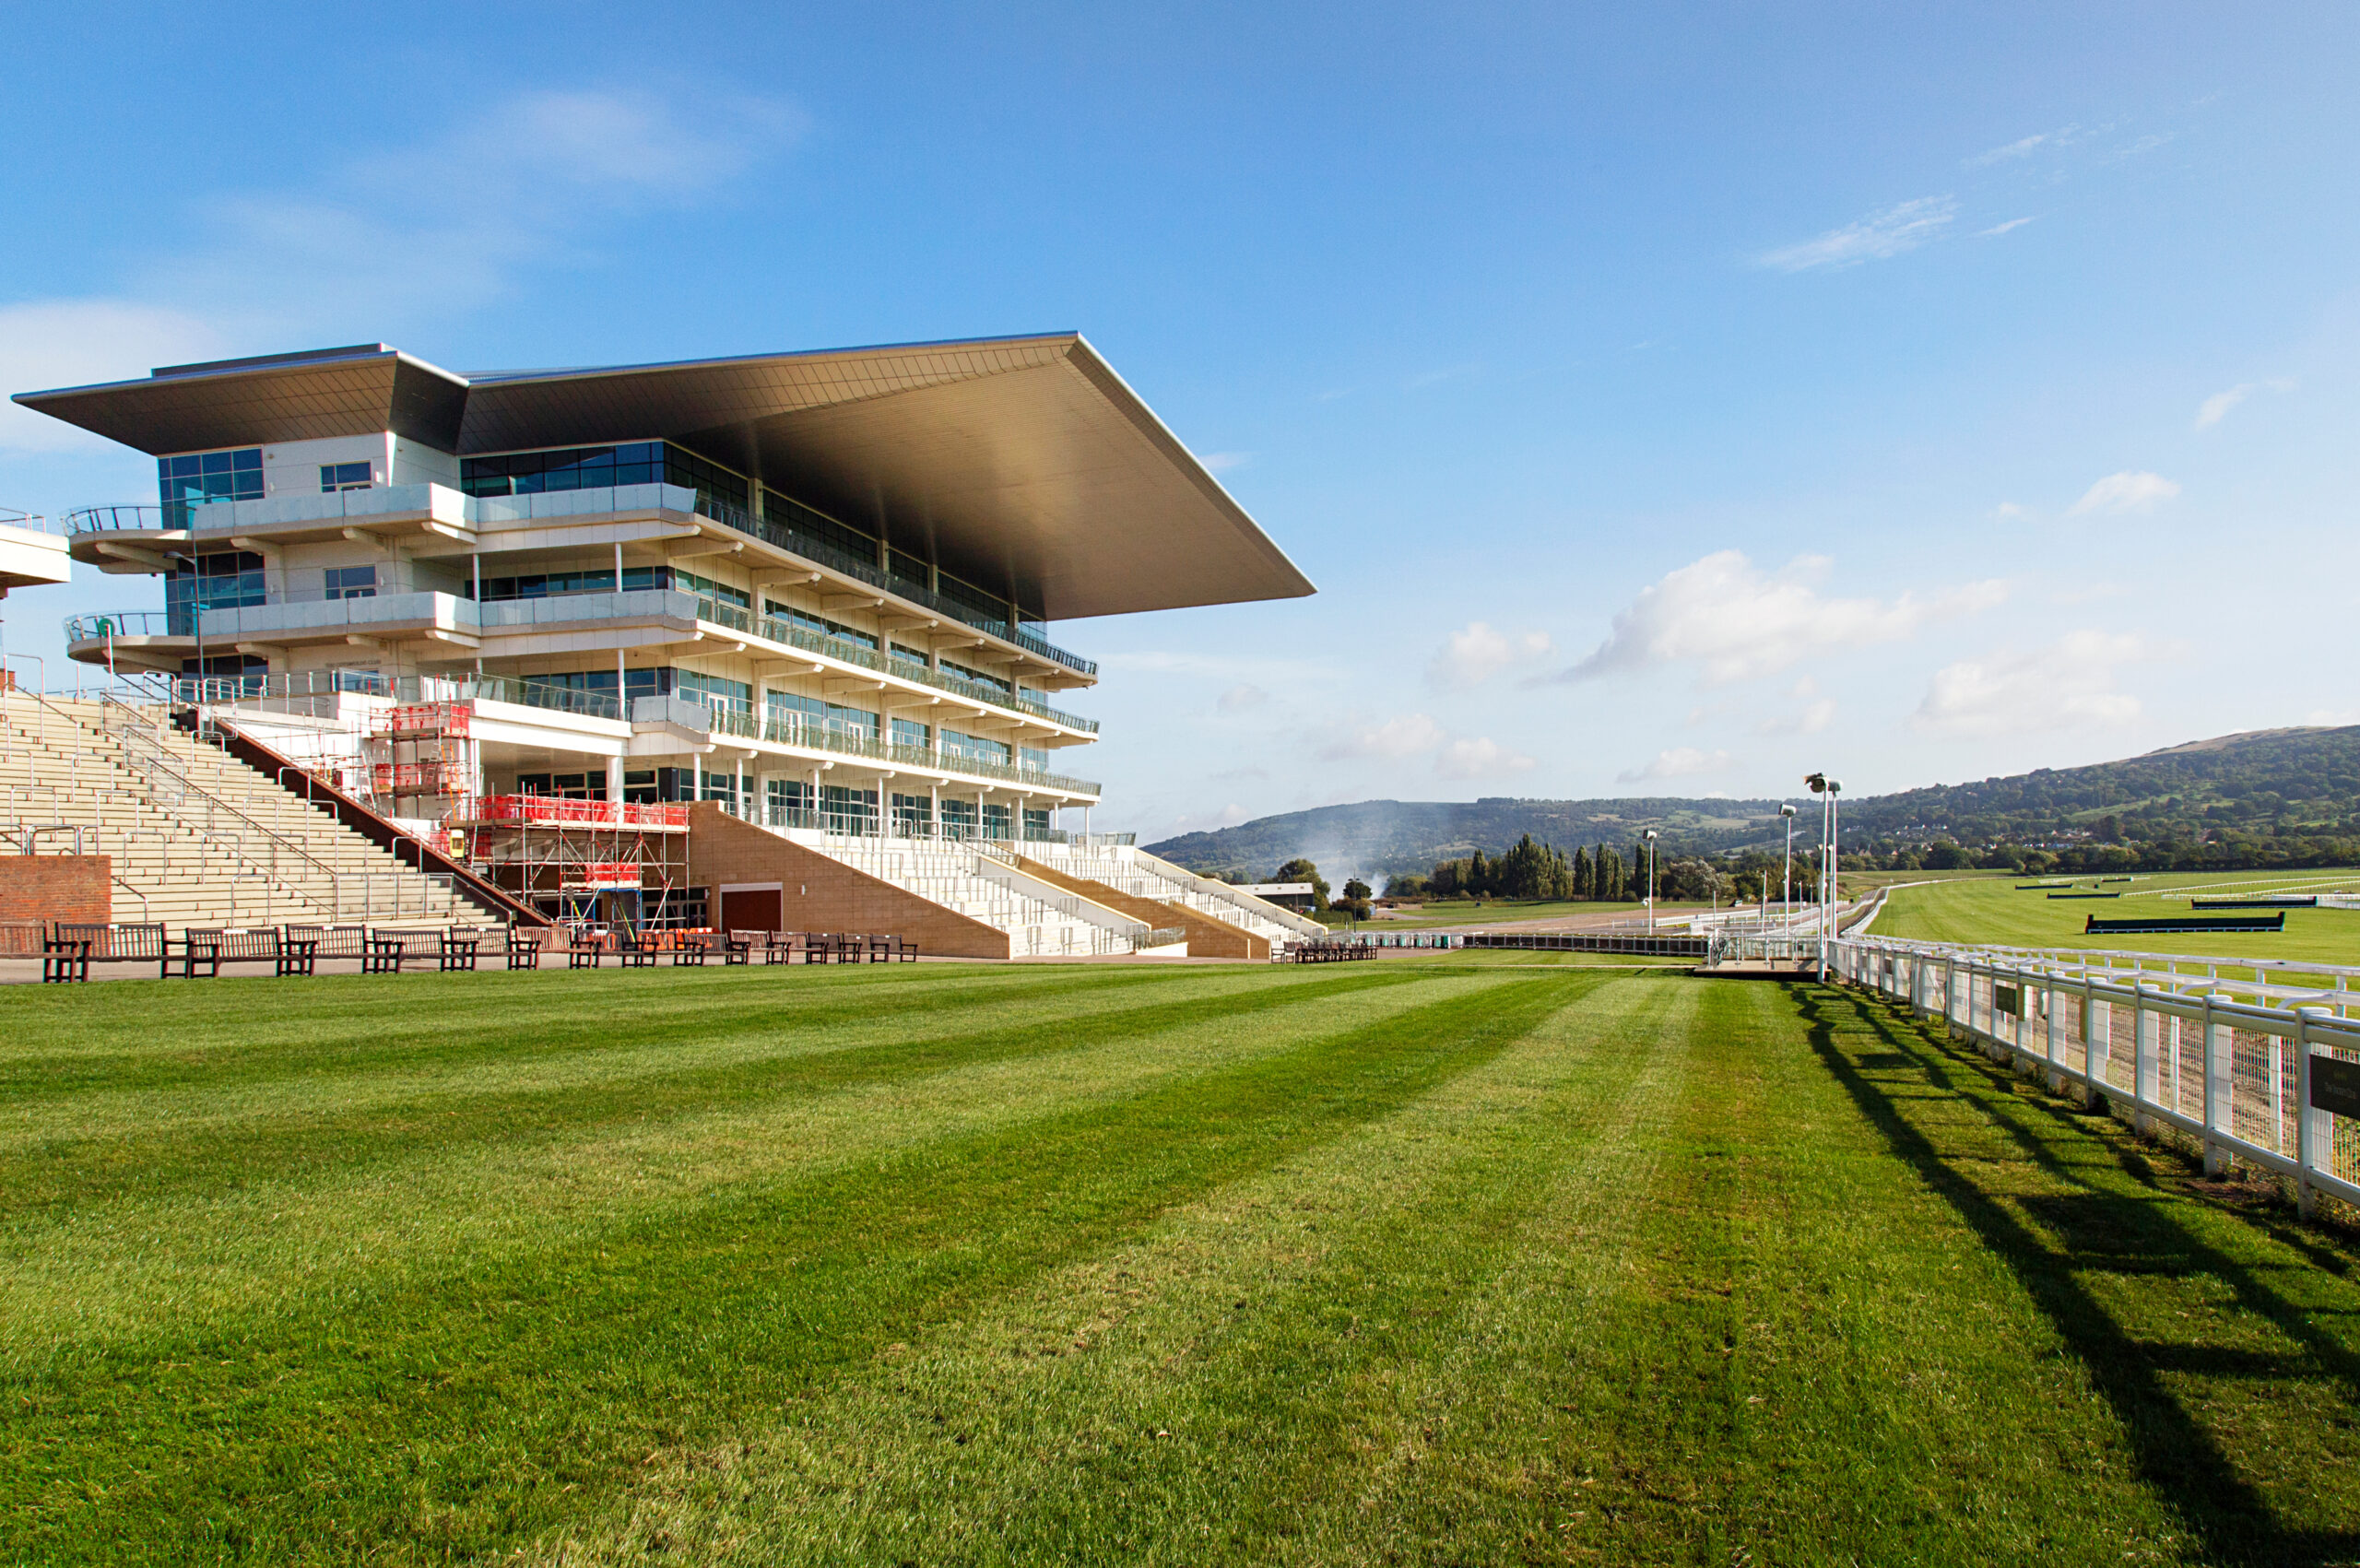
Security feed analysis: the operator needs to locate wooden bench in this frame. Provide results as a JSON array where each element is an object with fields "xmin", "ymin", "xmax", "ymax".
[
  {"xmin": 671, "ymin": 933, "xmax": 713, "ymax": 966},
  {"xmin": 506, "ymin": 927, "xmax": 546, "ymax": 971},
  {"xmin": 568, "ymin": 930, "xmax": 606, "ymax": 969},
  {"xmin": 440, "ymin": 926, "xmax": 496, "ymax": 972},
  {"xmin": 285, "ymin": 925, "xmax": 369, "ymax": 962},
  {"xmin": 173, "ymin": 926, "xmax": 289, "ymax": 978},
  {"xmin": 723, "ymin": 929, "xmax": 759, "ymax": 966},
  {"xmin": 616, "ymin": 933, "xmax": 660, "ymax": 968},
  {"xmin": 803, "ymin": 932, "xmax": 837, "ymax": 964},
  {"xmin": 364, "ymin": 929, "xmax": 442, "ymax": 975},
  {"xmin": 52, "ymin": 922, "xmax": 169, "ymax": 978},
  {"xmin": 761, "ymin": 931, "xmax": 801, "ymax": 965}
]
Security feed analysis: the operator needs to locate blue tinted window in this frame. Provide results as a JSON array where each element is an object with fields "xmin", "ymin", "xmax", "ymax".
[{"xmin": 159, "ymin": 448, "xmax": 264, "ymax": 523}]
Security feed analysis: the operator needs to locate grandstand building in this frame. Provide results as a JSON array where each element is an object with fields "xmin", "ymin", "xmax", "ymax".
[{"xmin": 9, "ymin": 336, "xmax": 1323, "ymax": 956}]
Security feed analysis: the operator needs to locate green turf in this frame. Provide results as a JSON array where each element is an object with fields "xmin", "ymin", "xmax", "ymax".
[
  {"xmin": 1877, "ymin": 868, "xmax": 2360, "ymax": 967},
  {"xmin": 5, "ymin": 963, "xmax": 2359, "ymax": 1563}
]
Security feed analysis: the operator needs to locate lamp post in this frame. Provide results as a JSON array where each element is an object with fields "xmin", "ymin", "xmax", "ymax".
[
  {"xmin": 1643, "ymin": 828, "xmax": 1660, "ymax": 934},
  {"xmin": 1780, "ymin": 803, "xmax": 1797, "ymax": 933},
  {"xmin": 1804, "ymin": 773, "xmax": 1842, "ymax": 981}
]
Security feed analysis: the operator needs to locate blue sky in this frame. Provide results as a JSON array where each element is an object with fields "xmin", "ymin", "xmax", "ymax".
[{"xmin": 3, "ymin": 2, "xmax": 2355, "ymax": 842}]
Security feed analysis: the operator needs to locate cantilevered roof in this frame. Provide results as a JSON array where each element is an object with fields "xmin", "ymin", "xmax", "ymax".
[{"xmin": 13, "ymin": 334, "xmax": 1314, "ymax": 622}]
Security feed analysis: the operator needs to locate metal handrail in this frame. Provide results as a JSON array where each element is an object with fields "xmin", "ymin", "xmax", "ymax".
[
  {"xmin": 64, "ymin": 505, "xmax": 171, "ymax": 534},
  {"xmin": 65, "ymin": 611, "xmax": 173, "ymax": 642},
  {"xmin": 700, "ymin": 699, "xmax": 1102, "ymax": 795},
  {"xmin": 0, "ymin": 508, "xmax": 65, "ymax": 536}
]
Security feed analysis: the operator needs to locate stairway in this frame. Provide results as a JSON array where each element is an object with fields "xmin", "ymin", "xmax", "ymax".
[
  {"xmin": 1032, "ymin": 843, "xmax": 1319, "ymax": 946},
  {"xmin": 796, "ymin": 832, "xmax": 1142, "ymax": 956},
  {"xmin": 0, "ymin": 691, "xmax": 467, "ymax": 930}
]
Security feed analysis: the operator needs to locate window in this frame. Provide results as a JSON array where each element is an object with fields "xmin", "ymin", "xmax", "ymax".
[
  {"xmin": 767, "ymin": 778, "xmax": 815, "ymax": 828},
  {"xmin": 891, "ymin": 717, "xmax": 930, "ymax": 750},
  {"xmin": 1022, "ymin": 807, "xmax": 1052, "ymax": 842},
  {"xmin": 166, "ymin": 549, "xmax": 266, "ymax": 634},
  {"xmin": 763, "ymin": 600, "xmax": 878, "ymax": 650},
  {"xmin": 892, "ymin": 793, "xmax": 932, "ymax": 833},
  {"xmin": 1019, "ymin": 746, "xmax": 1053, "ymax": 775},
  {"xmin": 673, "ymin": 566, "xmax": 749, "ymax": 610},
  {"xmin": 939, "ymin": 799, "xmax": 979, "ymax": 839},
  {"xmin": 536, "ymin": 667, "xmax": 670, "ymax": 704},
  {"xmin": 889, "ymin": 642, "xmax": 930, "ymax": 667},
  {"xmin": 159, "ymin": 448, "xmax": 263, "ymax": 524},
  {"xmin": 324, "ymin": 565, "xmax": 377, "ymax": 600},
  {"xmin": 981, "ymin": 803, "xmax": 1013, "ymax": 841},
  {"xmin": 941, "ymin": 657, "xmax": 1013, "ymax": 697},
  {"xmin": 460, "ymin": 441, "xmax": 749, "ymax": 517},
  {"xmin": 319, "ymin": 461, "xmax": 372, "ymax": 492},
  {"xmin": 942, "ymin": 729, "xmax": 1013, "ymax": 767},
  {"xmin": 820, "ymin": 784, "xmax": 877, "ymax": 831},
  {"xmin": 677, "ymin": 670, "xmax": 753, "ymax": 713},
  {"xmin": 473, "ymin": 565, "xmax": 665, "ymax": 602},
  {"xmin": 766, "ymin": 690, "xmax": 878, "ymax": 741}
]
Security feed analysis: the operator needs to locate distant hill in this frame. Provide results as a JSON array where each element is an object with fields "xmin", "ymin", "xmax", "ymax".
[{"xmin": 1145, "ymin": 726, "xmax": 2360, "ymax": 882}]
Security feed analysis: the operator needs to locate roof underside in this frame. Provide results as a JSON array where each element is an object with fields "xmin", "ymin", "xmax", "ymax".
[{"xmin": 13, "ymin": 335, "xmax": 1313, "ymax": 622}]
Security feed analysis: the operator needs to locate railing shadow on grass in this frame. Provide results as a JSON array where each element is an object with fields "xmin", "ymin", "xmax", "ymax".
[{"xmin": 1792, "ymin": 982, "xmax": 2360, "ymax": 1568}]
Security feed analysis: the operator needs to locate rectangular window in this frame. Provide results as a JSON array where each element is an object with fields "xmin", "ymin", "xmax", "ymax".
[
  {"xmin": 458, "ymin": 441, "xmax": 747, "ymax": 518},
  {"xmin": 1022, "ymin": 807, "xmax": 1052, "ymax": 842},
  {"xmin": 892, "ymin": 793, "xmax": 932, "ymax": 833},
  {"xmin": 889, "ymin": 642, "xmax": 930, "ymax": 667},
  {"xmin": 890, "ymin": 717, "xmax": 930, "ymax": 750},
  {"xmin": 166, "ymin": 548, "xmax": 267, "ymax": 634},
  {"xmin": 940, "ymin": 657, "xmax": 1014, "ymax": 697},
  {"xmin": 1019, "ymin": 746, "xmax": 1052, "ymax": 774},
  {"xmin": 819, "ymin": 784, "xmax": 877, "ymax": 831},
  {"xmin": 159, "ymin": 448, "xmax": 265, "ymax": 525},
  {"xmin": 981, "ymin": 803, "xmax": 1013, "ymax": 841},
  {"xmin": 766, "ymin": 778, "xmax": 815, "ymax": 828},
  {"xmin": 324, "ymin": 564, "xmax": 377, "ymax": 600},
  {"xmin": 319, "ymin": 461, "xmax": 372, "ymax": 492},
  {"xmin": 763, "ymin": 600, "xmax": 879, "ymax": 650},
  {"xmin": 942, "ymin": 729, "xmax": 1013, "ymax": 767},
  {"xmin": 938, "ymin": 798, "xmax": 979, "ymax": 839},
  {"xmin": 676, "ymin": 670, "xmax": 753, "ymax": 714},
  {"xmin": 673, "ymin": 566, "xmax": 750, "ymax": 610}
]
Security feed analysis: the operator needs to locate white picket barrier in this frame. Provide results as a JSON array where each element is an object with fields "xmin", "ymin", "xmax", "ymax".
[{"xmin": 1830, "ymin": 934, "xmax": 2360, "ymax": 1218}]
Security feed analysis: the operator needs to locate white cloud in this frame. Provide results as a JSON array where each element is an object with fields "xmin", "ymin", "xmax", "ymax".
[
  {"xmin": 1758, "ymin": 196, "xmax": 1956, "ymax": 272},
  {"xmin": 1966, "ymin": 133, "xmax": 2050, "ymax": 167},
  {"xmin": 1196, "ymin": 451, "xmax": 1251, "ymax": 473},
  {"xmin": 1757, "ymin": 699, "xmax": 1835, "ymax": 736},
  {"xmin": 1436, "ymin": 737, "xmax": 1537, "ymax": 780},
  {"xmin": 2195, "ymin": 384, "xmax": 2252, "ymax": 430},
  {"xmin": 0, "ymin": 301, "xmax": 226, "ymax": 451},
  {"xmin": 1319, "ymin": 713, "xmax": 1445, "ymax": 762},
  {"xmin": 1977, "ymin": 217, "xmax": 2036, "ymax": 237},
  {"xmin": 2193, "ymin": 379, "xmax": 2293, "ymax": 430},
  {"xmin": 1104, "ymin": 650, "xmax": 1341, "ymax": 685},
  {"xmin": 1618, "ymin": 748, "xmax": 1733, "ymax": 784},
  {"xmin": 1912, "ymin": 631, "xmax": 2148, "ymax": 737},
  {"xmin": 2067, "ymin": 471, "xmax": 2180, "ymax": 516},
  {"xmin": 1990, "ymin": 501, "xmax": 2032, "ymax": 520},
  {"xmin": 1426, "ymin": 620, "xmax": 1554, "ymax": 689},
  {"xmin": 2305, "ymin": 710, "xmax": 2360, "ymax": 727},
  {"xmin": 1, "ymin": 88, "xmax": 799, "ymax": 454},
  {"xmin": 1217, "ymin": 683, "xmax": 1268, "ymax": 713},
  {"xmin": 1553, "ymin": 550, "xmax": 2005, "ymax": 687}
]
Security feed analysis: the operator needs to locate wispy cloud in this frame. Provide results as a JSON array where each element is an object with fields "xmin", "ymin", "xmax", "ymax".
[
  {"xmin": 1317, "ymin": 712, "xmax": 1533, "ymax": 779},
  {"xmin": 1990, "ymin": 501, "xmax": 2033, "ymax": 521},
  {"xmin": 1965, "ymin": 132, "xmax": 2054, "ymax": 168},
  {"xmin": 1618, "ymin": 748, "xmax": 1732, "ymax": 784},
  {"xmin": 1426, "ymin": 620, "xmax": 1554, "ymax": 690},
  {"xmin": 0, "ymin": 87, "xmax": 800, "ymax": 453},
  {"xmin": 1977, "ymin": 217, "xmax": 2036, "ymax": 238},
  {"xmin": 1756, "ymin": 699, "xmax": 1835, "ymax": 736},
  {"xmin": 1758, "ymin": 195, "xmax": 1957, "ymax": 272},
  {"xmin": 1912, "ymin": 631, "xmax": 2149, "ymax": 736},
  {"xmin": 2068, "ymin": 470, "xmax": 2180, "ymax": 516},
  {"xmin": 1547, "ymin": 550, "xmax": 2004, "ymax": 687},
  {"xmin": 1216, "ymin": 683, "xmax": 1268, "ymax": 713},
  {"xmin": 2193, "ymin": 378, "xmax": 2293, "ymax": 430},
  {"xmin": 1196, "ymin": 451, "xmax": 1251, "ymax": 473}
]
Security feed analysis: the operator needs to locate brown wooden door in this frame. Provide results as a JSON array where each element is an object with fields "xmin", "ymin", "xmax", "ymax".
[{"xmin": 720, "ymin": 887, "xmax": 782, "ymax": 933}]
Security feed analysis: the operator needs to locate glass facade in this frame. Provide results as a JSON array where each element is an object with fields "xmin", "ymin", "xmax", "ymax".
[
  {"xmin": 767, "ymin": 690, "xmax": 879, "ymax": 738},
  {"xmin": 460, "ymin": 441, "xmax": 749, "ymax": 518},
  {"xmin": 941, "ymin": 729, "xmax": 1013, "ymax": 767},
  {"xmin": 319, "ymin": 461, "xmax": 372, "ymax": 492},
  {"xmin": 890, "ymin": 717, "xmax": 930, "ymax": 749},
  {"xmin": 166, "ymin": 549, "xmax": 266, "ymax": 634},
  {"xmin": 535, "ymin": 667, "xmax": 672, "ymax": 704},
  {"xmin": 677, "ymin": 671, "xmax": 753, "ymax": 713},
  {"xmin": 767, "ymin": 778, "xmax": 814, "ymax": 826},
  {"xmin": 672, "ymin": 566, "xmax": 749, "ymax": 610},
  {"xmin": 472, "ymin": 565, "xmax": 667, "ymax": 601},
  {"xmin": 1023, "ymin": 807, "xmax": 1052, "ymax": 840},
  {"xmin": 940, "ymin": 656, "xmax": 1013, "ymax": 697},
  {"xmin": 159, "ymin": 448, "xmax": 263, "ymax": 525},
  {"xmin": 324, "ymin": 565, "xmax": 376, "ymax": 600},
  {"xmin": 891, "ymin": 792, "xmax": 932, "ymax": 833}
]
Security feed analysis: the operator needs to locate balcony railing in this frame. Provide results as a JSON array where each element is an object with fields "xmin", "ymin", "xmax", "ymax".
[
  {"xmin": 65, "ymin": 611, "xmax": 175, "ymax": 641},
  {"xmin": 65, "ymin": 482, "xmax": 1100, "ymax": 678},
  {"xmin": 700, "ymin": 701, "xmax": 1100, "ymax": 796},
  {"xmin": 687, "ymin": 595, "xmax": 1097, "ymax": 733},
  {"xmin": 0, "ymin": 508, "xmax": 65, "ymax": 536}
]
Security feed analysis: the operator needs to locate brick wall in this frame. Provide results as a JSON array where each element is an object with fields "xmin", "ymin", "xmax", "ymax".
[
  {"xmin": 685, "ymin": 806, "xmax": 1011, "ymax": 960},
  {"xmin": 1013, "ymin": 855, "xmax": 1268, "ymax": 961},
  {"xmin": 0, "ymin": 855, "xmax": 112, "ymax": 926}
]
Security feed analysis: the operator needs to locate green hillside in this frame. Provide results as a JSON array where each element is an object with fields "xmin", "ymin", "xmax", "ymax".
[{"xmin": 1147, "ymin": 726, "xmax": 2360, "ymax": 882}]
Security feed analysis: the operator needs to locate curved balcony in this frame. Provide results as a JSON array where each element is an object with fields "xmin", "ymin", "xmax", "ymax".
[
  {"xmin": 702, "ymin": 701, "xmax": 1100, "ymax": 797},
  {"xmin": 65, "ymin": 505, "xmax": 171, "ymax": 534},
  {"xmin": 683, "ymin": 595, "xmax": 1097, "ymax": 734},
  {"xmin": 65, "ymin": 610, "xmax": 176, "ymax": 641}
]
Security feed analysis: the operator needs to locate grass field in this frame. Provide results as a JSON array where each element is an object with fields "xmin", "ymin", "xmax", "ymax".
[
  {"xmin": 1877, "ymin": 868, "xmax": 2360, "ymax": 966},
  {"xmin": 7, "ymin": 962, "xmax": 2360, "ymax": 1563}
]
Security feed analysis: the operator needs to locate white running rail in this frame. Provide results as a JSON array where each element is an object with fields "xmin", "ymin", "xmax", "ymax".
[{"xmin": 1832, "ymin": 933, "xmax": 2360, "ymax": 1219}]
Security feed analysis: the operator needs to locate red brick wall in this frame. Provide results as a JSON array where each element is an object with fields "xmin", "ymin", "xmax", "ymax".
[
  {"xmin": 0, "ymin": 855, "xmax": 112, "ymax": 926},
  {"xmin": 685, "ymin": 807, "xmax": 1011, "ymax": 959}
]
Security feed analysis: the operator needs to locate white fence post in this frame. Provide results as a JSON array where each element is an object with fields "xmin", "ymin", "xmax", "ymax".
[
  {"xmin": 2133, "ymin": 983, "xmax": 2155, "ymax": 1135},
  {"xmin": 2202, "ymin": 990, "xmax": 2230, "ymax": 1177},
  {"xmin": 2295, "ymin": 1007, "xmax": 2322, "ymax": 1219}
]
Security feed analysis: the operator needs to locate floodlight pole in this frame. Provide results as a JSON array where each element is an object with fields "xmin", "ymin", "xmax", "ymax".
[
  {"xmin": 1644, "ymin": 829, "xmax": 1659, "ymax": 934},
  {"xmin": 1780, "ymin": 803, "xmax": 1797, "ymax": 934}
]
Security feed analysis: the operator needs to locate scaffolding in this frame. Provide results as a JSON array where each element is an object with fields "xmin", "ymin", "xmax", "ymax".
[
  {"xmin": 360, "ymin": 702, "xmax": 475, "ymax": 819},
  {"xmin": 457, "ymin": 796, "xmax": 694, "ymax": 933}
]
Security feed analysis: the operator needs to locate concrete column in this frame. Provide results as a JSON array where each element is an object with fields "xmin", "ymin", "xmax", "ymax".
[{"xmin": 608, "ymin": 755, "xmax": 625, "ymax": 804}]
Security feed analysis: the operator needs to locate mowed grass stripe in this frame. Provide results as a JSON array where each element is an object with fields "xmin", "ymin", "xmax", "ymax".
[
  {"xmin": 0, "ymin": 962, "xmax": 1300, "ymax": 1102},
  {"xmin": 537, "ymin": 972, "xmax": 1681, "ymax": 1565},
  {"xmin": 4, "ymin": 973, "xmax": 1577, "ymax": 1563},
  {"xmin": 2, "ymin": 969, "xmax": 1465, "ymax": 1359},
  {"xmin": 0, "ymin": 967, "xmax": 1424, "ymax": 1217}
]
